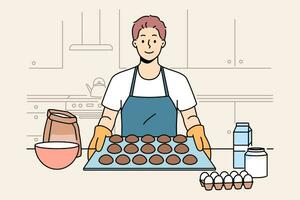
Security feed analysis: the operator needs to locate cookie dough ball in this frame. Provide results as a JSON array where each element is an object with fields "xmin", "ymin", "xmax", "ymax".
[
  {"xmin": 107, "ymin": 144, "xmax": 122, "ymax": 154},
  {"xmin": 166, "ymin": 154, "xmax": 181, "ymax": 165},
  {"xmin": 125, "ymin": 134, "xmax": 139, "ymax": 143},
  {"xmin": 141, "ymin": 134, "xmax": 155, "ymax": 143},
  {"xmin": 109, "ymin": 135, "xmax": 123, "ymax": 143},
  {"xmin": 157, "ymin": 134, "xmax": 171, "ymax": 143},
  {"xmin": 141, "ymin": 143, "xmax": 156, "ymax": 154},
  {"xmin": 183, "ymin": 154, "xmax": 197, "ymax": 165},
  {"xmin": 158, "ymin": 143, "xmax": 172, "ymax": 154},
  {"xmin": 174, "ymin": 144, "xmax": 189, "ymax": 154},
  {"xmin": 124, "ymin": 143, "xmax": 139, "ymax": 154},
  {"xmin": 149, "ymin": 154, "xmax": 164, "ymax": 165},
  {"xmin": 173, "ymin": 135, "xmax": 187, "ymax": 143},
  {"xmin": 99, "ymin": 154, "xmax": 113, "ymax": 165},
  {"xmin": 116, "ymin": 154, "xmax": 130, "ymax": 165},
  {"xmin": 133, "ymin": 154, "xmax": 147, "ymax": 165}
]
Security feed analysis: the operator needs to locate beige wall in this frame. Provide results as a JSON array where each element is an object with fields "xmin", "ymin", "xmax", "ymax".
[{"xmin": 1, "ymin": 0, "xmax": 299, "ymax": 199}]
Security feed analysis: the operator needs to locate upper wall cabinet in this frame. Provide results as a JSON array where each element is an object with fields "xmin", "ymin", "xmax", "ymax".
[
  {"xmin": 189, "ymin": 12, "xmax": 270, "ymax": 69},
  {"xmin": 236, "ymin": 17, "xmax": 270, "ymax": 68},
  {"xmin": 189, "ymin": 15, "xmax": 233, "ymax": 68}
]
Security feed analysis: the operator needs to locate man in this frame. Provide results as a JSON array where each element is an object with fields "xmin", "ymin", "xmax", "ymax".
[{"xmin": 88, "ymin": 15, "xmax": 211, "ymax": 159}]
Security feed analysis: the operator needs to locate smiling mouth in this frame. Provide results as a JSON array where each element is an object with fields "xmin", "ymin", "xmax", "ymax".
[{"xmin": 144, "ymin": 51, "xmax": 154, "ymax": 54}]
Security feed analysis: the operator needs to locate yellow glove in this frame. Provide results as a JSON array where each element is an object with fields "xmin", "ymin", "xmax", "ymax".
[
  {"xmin": 88, "ymin": 125, "xmax": 112, "ymax": 160},
  {"xmin": 187, "ymin": 125, "xmax": 211, "ymax": 159}
]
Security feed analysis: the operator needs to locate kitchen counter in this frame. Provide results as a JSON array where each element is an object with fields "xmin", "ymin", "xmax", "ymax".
[{"xmin": 20, "ymin": 148, "xmax": 279, "ymax": 200}]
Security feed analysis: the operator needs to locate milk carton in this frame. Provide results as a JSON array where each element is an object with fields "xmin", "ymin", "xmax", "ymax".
[{"xmin": 233, "ymin": 122, "xmax": 252, "ymax": 169}]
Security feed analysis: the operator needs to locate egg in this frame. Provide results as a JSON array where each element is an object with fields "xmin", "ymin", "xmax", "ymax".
[
  {"xmin": 230, "ymin": 171, "xmax": 238, "ymax": 178},
  {"xmin": 200, "ymin": 172, "xmax": 209, "ymax": 181},
  {"xmin": 203, "ymin": 176, "xmax": 214, "ymax": 191},
  {"xmin": 204, "ymin": 176, "xmax": 213, "ymax": 184},
  {"xmin": 243, "ymin": 174, "xmax": 254, "ymax": 189},
  {"xmin": 240, "ymin": 170, "xmax": 248, "ymax": 178},
  {"xmin": 224, "ymin": 175, "xmax": 233, "ymax": 183},
  {"xmin": 224, "ymin": 175, "xmax": 234, "ymax": 190},
  {"xmin": 244, "ymin": 174, "xmax": 253, "ymax": 182},
  {"xmin": 210, "ymin": 171, "xmax": 219, "ymax": 179},
  {"xmin": 214, "ymin": 175, "xmax": 223, "ymax": 184},
  {"xmin": 234, "ymin": 174, "xmax": 243, "ymax": 183},
  {"xmin": 220, "ymin": 171, "xmax": 229, "ymax": 179}
]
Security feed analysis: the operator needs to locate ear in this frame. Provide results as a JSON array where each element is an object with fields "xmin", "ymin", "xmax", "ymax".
[
  {"xmin": 161, "ymin": 40, "xmax": 166, "ymax": 48},
  {"xmin": 132, "ymin": 40, "xmax": 137, "ymax": 48}
]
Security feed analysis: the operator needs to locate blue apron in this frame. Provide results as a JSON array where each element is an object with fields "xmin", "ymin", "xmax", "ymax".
[{"xmin": 121, "ymin": 67, "xmax": 177, "ymax": 137}]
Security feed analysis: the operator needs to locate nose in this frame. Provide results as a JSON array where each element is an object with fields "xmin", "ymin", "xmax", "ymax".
[{"xmin": 147, "ymin": 39, "xmax": 151, "ymax": 49}]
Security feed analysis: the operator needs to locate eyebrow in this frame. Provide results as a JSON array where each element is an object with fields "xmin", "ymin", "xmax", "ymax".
[
  {"xmin": 152, "ymin": 34, "xmax": 157, "ymax": 36},
  {"xmin": 140, "ymin": 34, "xmax": 146, "ymax": 37}
]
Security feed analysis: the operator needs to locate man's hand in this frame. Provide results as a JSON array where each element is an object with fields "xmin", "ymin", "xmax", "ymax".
[
  {"xmin": 87, "ymin": 125, "xmax": 112, "ymax": 160},
  {"xmin": 187, "ymin": 125, "xmax": 211, "ymax": 159}
]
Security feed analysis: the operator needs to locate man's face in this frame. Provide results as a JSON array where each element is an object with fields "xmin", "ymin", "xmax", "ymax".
[{"xmin": 133, "ymin": 27, "xmax": 165, "ymax": 62}]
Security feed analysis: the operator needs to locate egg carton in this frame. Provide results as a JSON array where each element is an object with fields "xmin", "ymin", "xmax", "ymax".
[{"xmin": 199, "ymin": 170, "xmax": 253, "ymax": 191}]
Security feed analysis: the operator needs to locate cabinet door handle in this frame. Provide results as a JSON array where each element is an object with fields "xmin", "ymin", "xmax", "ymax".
[
  {"xmin": 227, "ymin": 59, "xmax": 232, "ymax": 64},
  {"xmin": 239, "ymin": 59, "xmax": 244, "ymax": 64}
]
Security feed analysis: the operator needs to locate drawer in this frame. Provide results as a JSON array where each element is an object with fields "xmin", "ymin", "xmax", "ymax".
[
  {"xmin": 26, "ymin": 134, "xmax": 43, "ymax": 148},
  {"xmin": 26, "ymin": 102, "xmax": 66, "ymax": 112}
]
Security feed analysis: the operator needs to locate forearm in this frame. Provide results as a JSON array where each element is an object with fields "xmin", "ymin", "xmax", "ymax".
[
  {"xmin": 98, "ymin": 107, "xmax": 118, "ymax": 131},
  {"xmin": 98, "ymin": 117, "xmax": 114, "ymax": 130},
  {"xmin": 185, "ymin": 115, "xmax": 201, "ymax": 130},
  {"xmin": 181, "ymin": 107, "xmax": 201, "ymax": 130}
]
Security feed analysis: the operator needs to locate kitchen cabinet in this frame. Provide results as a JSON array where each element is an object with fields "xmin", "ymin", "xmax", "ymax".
[
  {"xmin": 26, "ymin": 101, "xmax": 65, "ymax": 133},
  {"xmin": 26, "ymin": 101, "xmax": 66, "ymax": 147},
  {"xmin": 189, "ymin": 14, "xmax": 234, "ymax": 68},
  {"xmin": 26, "ymin": 95, "xmax": 103, "ymax": 147},
  {"xmin": 189, "ymin": 13, "xmax": 269, "ymax": 69},
  {"xmin": 235, "ymin": 17, "xmax": 270, "ymax": 67}
]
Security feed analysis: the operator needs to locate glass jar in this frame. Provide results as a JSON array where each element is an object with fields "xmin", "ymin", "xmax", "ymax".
[{"xmin": 245, "ymin": 147, "xmax": 268, "ymax": 178}]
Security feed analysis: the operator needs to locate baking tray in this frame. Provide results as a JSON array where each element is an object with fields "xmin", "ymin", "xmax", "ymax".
[{"xmin": 84, "ymin": 137, "xmax": 216, "ymax": 171}]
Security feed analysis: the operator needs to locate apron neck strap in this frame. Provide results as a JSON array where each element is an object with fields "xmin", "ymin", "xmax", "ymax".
[
  {"xmin": 129, "ymin": 67, "xmax": 138, "ymax": 96},
  {"xmin": 129, "ymin": 66, "xmax": 169, "ymax": 96},
  {"xmin": 161, "ymin": 67, "xmax": 169, "ymax": 96}
]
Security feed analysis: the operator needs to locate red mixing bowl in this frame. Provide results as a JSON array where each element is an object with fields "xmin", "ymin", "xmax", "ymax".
[{"xmin": 35, "ymin": 141, "xmax": 79, "ymax": 170}]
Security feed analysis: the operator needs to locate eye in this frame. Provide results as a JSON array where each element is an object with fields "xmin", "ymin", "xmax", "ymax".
[
  {"xmin": 154, "ymin": 40, "xmax": 156, "ymax": 43},
  {"xmin": 142, "ymin": 40, "xmax": 145, "ymax": 43}
]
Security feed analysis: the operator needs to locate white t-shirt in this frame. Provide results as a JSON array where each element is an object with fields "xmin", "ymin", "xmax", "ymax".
[{"xmin": 102, "ymin": 67, "xmax": 197, "ymax": 111}]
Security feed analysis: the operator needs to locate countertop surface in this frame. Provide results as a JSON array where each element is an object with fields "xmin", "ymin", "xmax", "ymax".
[{"xmin": 15, "ymin": 148, "xmax": 282, "ymax": 200}]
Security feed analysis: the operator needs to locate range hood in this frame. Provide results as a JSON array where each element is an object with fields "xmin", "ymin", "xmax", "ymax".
[
  {"xmin": 69, "ymin": 44, "xmax": 112, "ymax": 51},
  {"xmin": 69, "ymin": 10, "xmax": 113, "ymax": 51}
]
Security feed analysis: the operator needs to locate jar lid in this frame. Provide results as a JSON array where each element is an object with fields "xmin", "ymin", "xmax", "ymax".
[{"xmin": 247, "ymin": 147, "xmax": 265, "ymax": 152}]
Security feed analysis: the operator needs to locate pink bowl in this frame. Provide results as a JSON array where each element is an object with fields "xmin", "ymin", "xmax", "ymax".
[{"xmin": 35, "ymin": 142, "xmax": 79, "ymax": 170}]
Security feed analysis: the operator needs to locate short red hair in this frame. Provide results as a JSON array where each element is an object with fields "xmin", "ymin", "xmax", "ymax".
[{"xmin": 132, "ymin": 15, "xmax": 166, "ymax": 40}]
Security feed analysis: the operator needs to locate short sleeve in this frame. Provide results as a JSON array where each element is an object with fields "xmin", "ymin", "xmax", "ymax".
[
  {"xmin": 166, "ymin": 69, "xmax": 197, "ymax": 111},
  {"xmin": 101, "ymin": 76, "xmax": 122, "ymax": 111},
  {"xmin": 176, "ymin": 76, "xmax": 197, "ymax": 110}
]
